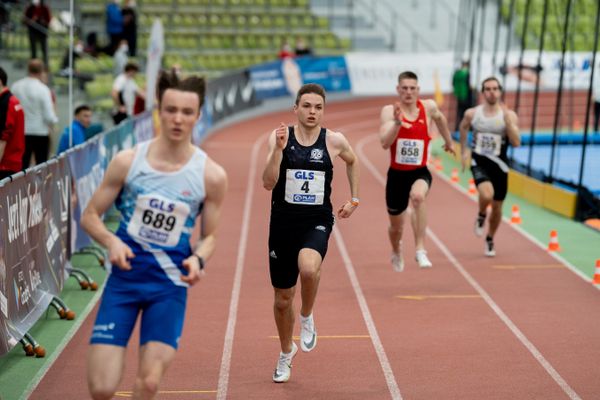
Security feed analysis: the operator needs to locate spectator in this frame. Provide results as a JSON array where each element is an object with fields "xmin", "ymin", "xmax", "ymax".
[
  {"xmin": 294, "ymin": 37, "xmax": 312, "ymax": 57},
  {"xmin": 58, "ymin": 39, "xmax": 94, "ymax": 89},
  {"xmin": 11, "ymin": 59, "xmax": 58, "ymax": 168},
  {"xmin": 121, "ymin": 0, "xmax": 137, "ymax": 56},
  {"xmin": 23, "ymin": 0, "xmax": 51, "ymax": 67},
  {"xmin": 113, "ymin": 39, "xmax": 129, "ymax": 76},
  {"xmin": 111, "ymin": 62, "xmax": 144, "ymax": 125},
  {"xmin": 0, "ymin": 66, "xmax": 25, "ymax": 180},
  {"xmin": 452, "ymin": 59, "xmax": 472, "ymax": 132},
  {"xmin": 278, "ymin": 39, "xmax": 294, "ymax": 59},
  {"xmin": 84, "ymin": 32, "xmax": 101, "ymax": 57},
  {"xmin": 56, "ymin": 104, "xmax": 92, "ymax": 154},
  {"xmin": 105, "ymin": 0, "xmax": 123, "ymax": 55}
]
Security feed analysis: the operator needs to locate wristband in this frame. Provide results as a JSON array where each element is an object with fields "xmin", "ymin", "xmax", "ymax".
[
  {"xmin": 350, "ymin": 197, "xmax": 360, "ymax": 207},
  {"xmin": 194, "ymin": 254, "xmax": 205, "ymax": 270}
]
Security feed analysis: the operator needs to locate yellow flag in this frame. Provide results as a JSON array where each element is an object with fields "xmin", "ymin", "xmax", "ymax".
[{"xmin": 433, "ymin": 69, "xmax": 444, "ymax": 107}]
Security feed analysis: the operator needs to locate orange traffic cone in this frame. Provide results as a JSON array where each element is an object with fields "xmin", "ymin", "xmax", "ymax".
[
  {"xmin": 434, "ymin": 158, "xmax": 444, "ymax": 171},
  {"xmin": 593, "ymin": 260, "xmax": 600, "ymax": 286},
  {"xmin": 468, "ymin": 179, "xmax": 477, "ymax": 195},
  {"xmin": 547, "ymin": 230, "xmax": 561, "ymax": 252},
  {"xmin": 510, "ymin": 205, "xmax": 522, "ymax": 224},
  {"xmin": 451, "ymin": 168, "xmax": 459, "ymax": 183}
]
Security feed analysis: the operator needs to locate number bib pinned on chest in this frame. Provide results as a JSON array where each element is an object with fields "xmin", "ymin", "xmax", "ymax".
[
  {"xmin": 127, "ymin": 194, "xmax": 190, "ymax": 247},
  {"xmin": 395, "ymin": 139, "xmax": 424, "ymax": 165},
  {"xmin": 474, "ymin": 132, "xmax": 502, "ymax": 156},
  {"xmin": 285, "ymin": 169, "xmax": 325, "ymax": 205}
]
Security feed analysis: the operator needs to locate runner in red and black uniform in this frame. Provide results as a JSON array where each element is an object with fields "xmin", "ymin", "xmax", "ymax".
[{"xmin": 379, "ymin": 71, "xmax": 455, "ymax": 271}]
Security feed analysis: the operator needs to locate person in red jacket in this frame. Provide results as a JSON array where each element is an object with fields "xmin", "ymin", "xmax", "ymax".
[
  {"xmin": 23, "ymin": 0, "xmax": 51, "ymax": 67},
  {"xmin": 0, "ymin": 66, "xmax": 25, "ymax": 181}
]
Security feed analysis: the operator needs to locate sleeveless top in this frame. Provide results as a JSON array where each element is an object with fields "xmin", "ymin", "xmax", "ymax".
[
  {"xmin": 113, "ymin": 140, "xmax": 206, "ymax": 287},
  {"xmin": 389, "ymin": 100, "xmax": 431, "ymax": 171},
  {"xmin": 271, "ymin": 126, "xmax": 333, "ymax": 222},
  {"xmin": 470, "ymin": 105, "xmax": 509, "ymax": 170}
]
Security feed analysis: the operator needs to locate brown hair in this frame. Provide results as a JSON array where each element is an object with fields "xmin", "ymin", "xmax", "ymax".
[
  {"xmin": 27, "ymin": 59, "xmax": 44, "ymax": 75},
  {"xmin": 398, "ymin": 71, "xmax": 418, "ymax": 83},
  {"xmin": 156, "ymin": 69, "xmax": 206, "ymax": 110},
  {"xmin": 294, "ymin": 83, "xmax": 326, "ymax": 105},
  {"xmin": 481, "ymin": 76, "xmax": 503, "ymax": 92}
]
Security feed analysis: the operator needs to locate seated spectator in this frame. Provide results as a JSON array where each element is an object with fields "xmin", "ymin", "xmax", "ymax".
[
  {"xmin": 278, "ymin": 39, "xmax": 294, "ymax": 59},
  {"xmin": 56, "ymin": 104, "xmax": 92, "ymax": 154},
  {"xmin": 113, "ymin": 39, "xmax": 129, "ymax": 76},
  {"xmin": 294, "ymin": 37, "xmax": 312, "ymax": 57},
  {"xmin": 111, "ymin": 62, "xmax": 144, "ymax": 125},
  {"xmin": 58, "ymin": 40, "xmax": 94, "ymax": 89}
]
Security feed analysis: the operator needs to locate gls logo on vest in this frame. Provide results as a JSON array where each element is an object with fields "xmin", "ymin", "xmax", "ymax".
[
  {"xmin": 294, "ymin": 171, "xmax": 315, "ymax": 180},
  {"xmin": 310, "ymin": 148, "xmax": 324, "ymax": 163}
]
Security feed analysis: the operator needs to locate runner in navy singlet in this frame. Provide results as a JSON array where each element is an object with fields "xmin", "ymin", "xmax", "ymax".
[{"xmin": 262, "ymin": 83, "xmax": 360, "ymax": 383}]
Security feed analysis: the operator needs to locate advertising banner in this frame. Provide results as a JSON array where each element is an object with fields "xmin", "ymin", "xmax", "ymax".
[
  {"xmin": 345, "ymin": 50, "xmax": 600, "ymax": 96},
  {"xmin": 0, "ymin": 158, "xmax": 71, "ymax": 356},
  {"xmin": 66, "ymin": 136, "xmax": 104, "ymax": 250},
  {"xmin": 249, "ymin": 56, "xmax": 351, "ymax": 99}
]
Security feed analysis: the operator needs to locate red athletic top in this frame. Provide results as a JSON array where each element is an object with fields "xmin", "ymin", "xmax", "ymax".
[
  {"xmin": 389, "ymin": 100, "xmax": 431, "ymax": 171},
  {"xmin": 0, "ymin": 88, "xmax": 25, "ymax": 172}
]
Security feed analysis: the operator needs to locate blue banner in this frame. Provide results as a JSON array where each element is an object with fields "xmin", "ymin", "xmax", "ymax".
[
  {"xmin": 249, "ymin": 56, "xmax": 351, "ymax": 99},
  {"xmin": 66, "ymin": 137, "xmax": 104, "ymax": 250}
]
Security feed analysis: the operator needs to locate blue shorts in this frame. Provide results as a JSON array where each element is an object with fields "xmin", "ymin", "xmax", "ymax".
[{"xmin": 90, "ymin": 275, "xmax": 187, "ymax": 349}]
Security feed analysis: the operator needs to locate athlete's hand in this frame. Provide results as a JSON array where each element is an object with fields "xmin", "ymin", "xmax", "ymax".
[
  {"xmin": 275, "ymin": 123, "xmax": 288, "ymax": 150},
  {"xmin": 461, "ymin": 149, "xmax": 469, "ymax": 172},
  {"xmin": 181, "ymin": 256, "xmax": 205, "ymax": 286},
  {"xmin": 107, "ymin": 237, "xmax": 134, "ymax": 271},
  {"xmin": 393, "ymin": 102, "xmax": 412, "ymax": 129},
  {"xmin": 337, "ymin": 201, "xmax": 357, "ymax": 219},
  {"xmin": 393, "ymin": 102, "xmax": 403, "ymax": 123},
  {"xmin": 443, "ymin": 141, "xmax": 456, "ymax": 156}
]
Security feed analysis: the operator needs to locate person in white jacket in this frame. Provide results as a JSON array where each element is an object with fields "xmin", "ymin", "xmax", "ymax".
[{"xmin": 11, "ymin": 58, "xmax": 58, "ymax": 168}]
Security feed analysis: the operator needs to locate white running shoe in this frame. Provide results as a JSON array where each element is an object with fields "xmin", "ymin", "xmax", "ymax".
[
  {"xmin": 474, "ymin": 214, "xmax": 485, "ymax": 237},
  {"xmin": 391, "ymin": 252, "xmax": 405, "ymax": 272},
  {"xmin": 485, "ymin": 238, "xmax": 496, "ymax": 257},
  {"xmin": 272, "ymin": 342, "xmax": 298, "ymax": 383},
  {"xmin": 300, "ymin": 314, "xmax": 317, "ymax": 352},
  {"xmin": 415, "ymin": 250, "xmax": 433, "ymax": 268}
]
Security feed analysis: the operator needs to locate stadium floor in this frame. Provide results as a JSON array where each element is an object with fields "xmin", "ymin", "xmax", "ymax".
[{"xmin": 1, "ymin": 97, "xmax": 599, "ymax": 399}]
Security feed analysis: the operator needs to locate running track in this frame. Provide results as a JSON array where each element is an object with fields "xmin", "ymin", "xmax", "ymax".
[{"xmin": 31, "ymin": 97, "xmax": 600, "ymax": 399}]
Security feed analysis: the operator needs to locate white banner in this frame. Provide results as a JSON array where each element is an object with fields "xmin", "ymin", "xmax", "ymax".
[
  {"xmin": 345, "ymin": 51, "xmax": 598, "ymax": 96},
  {"xmin": 145, "ymin": 19, "xmax": 164, "ymax": 111}
]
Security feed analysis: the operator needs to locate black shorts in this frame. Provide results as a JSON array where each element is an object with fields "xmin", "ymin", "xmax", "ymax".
[
  {"xmin": 385, "ymin": 167, "xmax": 432, "ymax": 215},
  {"xmin": 470, "ymin": 153, "xmax": 508, "ymax": 201},
  {"xmin": 268, "ymin": 215, "xmax": 333, "ymax": 289}
]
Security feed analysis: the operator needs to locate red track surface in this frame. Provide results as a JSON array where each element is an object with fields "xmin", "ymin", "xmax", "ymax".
[{"xmin": 31, "ymin": 97, "xmax": 600, "ymax": 399}]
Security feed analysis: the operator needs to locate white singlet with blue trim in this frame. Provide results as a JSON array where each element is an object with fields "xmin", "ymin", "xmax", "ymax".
[{"xmin": 113, "ymin": 140, "xmax": 206, "ymax": 287}]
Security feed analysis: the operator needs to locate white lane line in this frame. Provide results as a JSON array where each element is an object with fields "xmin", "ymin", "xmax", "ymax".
[
  {"xmin": 333, "ymin": 227, "xmax": 403, "ymax": 400},
  {"xmin": 357, "ymin": 134, "xmax": 582, "ymax": 400},
  {"xmin": 216, "ymin": 134, "xmax": 266, "ymax": 400},
  {"xmin": 430, "ymin": 158, "xmax": 592, "ymax": 284}
]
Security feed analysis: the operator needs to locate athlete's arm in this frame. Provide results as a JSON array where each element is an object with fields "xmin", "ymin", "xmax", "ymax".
[
  {"xmin": 503, "ymin": 107, "xmax": 520, "ymax": 147},
  {"xmin": 262, "ymin": 123, "xmax": 287, "ymax": 190},
  {"xmin": 329, "ymin": 131, "xmax": 359, "ymax": 219},
  {"xmin": 459, "ymin": 108, "xmax": 475, "ymax": 171},
  {"xmin": 81, "ymin": 149, "xmax": 135, "ymax": 270},
  {"xmin": 380, "ymin": 104, "xmax": 403, "ymax": 149},
  {"xmin": 425, "ymin": 99, "xmax": 455, "ymax": 155},
  {"xmin": 183, "ymin": 157, "xmax": 228, "ymax": 285}
]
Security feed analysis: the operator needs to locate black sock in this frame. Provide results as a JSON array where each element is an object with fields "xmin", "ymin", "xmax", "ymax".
[{"xmin": 486, "ymin": 235, "xmax": 493, "ymax": 242}]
